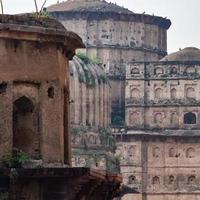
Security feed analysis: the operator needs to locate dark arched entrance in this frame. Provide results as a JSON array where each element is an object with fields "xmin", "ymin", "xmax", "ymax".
[
  {"xmin": 184, "ymin": 112, "xmax": 196, "ymax": 124},
  {"xmin": 13, "ymin": 96, "xmax": 40, "ymax": 159}
]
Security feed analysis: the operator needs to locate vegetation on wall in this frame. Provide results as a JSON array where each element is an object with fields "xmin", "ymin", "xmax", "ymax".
[
  {"xmin": 2, "ymin": 148, "xmax": 30, "ymax": 168},
  {"xmin": 76, "ymin": 52, "xmax": 109, "ymax": 87}
]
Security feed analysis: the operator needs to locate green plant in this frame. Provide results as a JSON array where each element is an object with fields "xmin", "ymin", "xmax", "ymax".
[
  {"xmin": 76, "ymin": 52, "xmax": 90, "ymax": 64},
  {"xmin": 90, "ymin": 56, "xmax": 102, "ymax": 65},
  {"xmin": 3, "ymin": 148, "xmax": 30, "ymax": 168}
]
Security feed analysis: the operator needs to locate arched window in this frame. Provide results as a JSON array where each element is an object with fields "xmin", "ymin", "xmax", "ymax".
[
  {"xmin": 155, "ymin": 88, "xmax": 163, "ymax": 99},
  {"xmin": 168, "ymin": 175, "xmax": 175, "ymax": 184},
  {"xmin": 153, "ymin": 147, "xmax": 160, "ymax": 158},
  {"xmin": 184, "ymin": 112, "xmax": 196, "ymax": 124},
  {"xmin": 48, "ymin": 87, "xmax": 54, "ymax": 98},
  {"xmin": 13, "ymin": 96, "xmax": 40, "ymax": 159},
  {"xmin": 131, "ymin": 67, "xmax": 139, "ymax": 74},
  {"xmin": 130, "ymin": 88, "xmax": 140, "ymax": 99},
  {"xmin": 128, "ymin": 175, "xmax": 137, "ymax": 184},
  {"xmin": 186, "ymin": 67, "xmax": 196, "ymax": 74},
  {"xmin": 129, "ymin": 112, "xmax": 139, "ymax": 125},
  {"xmin": 171, "ymin": 88, "xmax": 177, "ymax": 99},
  {"xmin": 169, "ymin": 148, "xmax": 176, "ymax": 157},
  {"xmin": 186, "ymin": 87, "xmax": 195, "ymax": 99},
  {"xmin": 155, "ymin": 68, "xmax": 164, "ymax": 75},
  {"xmin": 128, "ymin": 145, "xmax": 135, "ymax": 157},
  {"xmin": 152, "ymin": 176, "xmax": 160, "ymax": 185},
  {"xmin": 154, "ymin": 113, "xmax": 162, "ymax": 124},
  {"xmin": 186, "ymin": 147, "xmax": 195, "ymax": 158},
  {"xmin": 188, "ymin": 175, "xmax": 196, "ymax": 185},
  {"xmin": 171, "ymin": 112, "xmax": 178, "ymax": 124},
  {"xmin": 170, "ymin": 67, "xmax": 177, "ymax": 74}
]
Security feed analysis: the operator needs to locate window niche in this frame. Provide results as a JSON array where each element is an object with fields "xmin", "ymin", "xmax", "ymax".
[
  {"xmin": 130, "ymin": 88, "xmax": 140, "ymax": 99},
  {"xmin": 154, "ymin": 67, "xmax": 164, "ymax": 75},
  {"xmin": 186, "ymin": 147, "xmax": 195, "ymax": 158},
  {"xmin": 184, "ymin": 112, "xmax": 196, "ymax": 125},
  {"xmin": 0, "ymin": 82, "xmax": 7, "ymax": 94},
  {"xmin": 13, "ymin": 96, "xmax": 40, "ymax": 159},
  {"xmin": 130, "ymin": 67, "xmax": 140, "ymax": 75},
  {"xmin": 154, "ymin": 113, "xmax": 163, "ymax": 124},
  {"xmin": 188, "ymin": 175, "xmax": 196, "ymax": 185},
  {"xmin": 170, "ymin": 67, "xmax": 177, "ymax": 74},
  {"xmin": 168, "ymin": 175, "xmax": 175, "ymax": 184},
  {"xmin": 155, "ymin": 88, "xmax": 163, "ymax": 99},
  {"xmin": 128, "ymin": 175, "xmax": 137, "ymax": 184},
  {"xmin": 153, "ymin": 147, "xmax": 160, "ymax": 158},
  {"xmin": 170, "ymin": 88, "xmax": 177, "ymax": 99},
  {"xmin": 48, "ymin": 86, "xmax": 55, "ymax": 99},
  {"xmin": 186, "ymin": 87, "xmax": 195, "ymax": 99},
  {"xmin": 171, "ymin": 112, "xmax": 178, "ymax": 124},
  {"xmin": 169, "ymin": 148, "xmax": 176, "ymax": 158},
  {"xmin": 152, "ymin": 176, "xmax": 160, "ymax": 185}
]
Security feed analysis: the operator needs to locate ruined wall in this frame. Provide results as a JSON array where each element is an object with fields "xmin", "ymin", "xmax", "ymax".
[
  {"xmin": 0, "ymin": 15, "xmax": 84, "ymax": 167},
  {"xmin": 117, "ymin": 136, "xmax": 200, "ymax": 200}
]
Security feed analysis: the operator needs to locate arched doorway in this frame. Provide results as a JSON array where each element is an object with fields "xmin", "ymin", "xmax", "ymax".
[
  {"xmin": 13, "ymin": 96, "xmax": 40, "ymax": 159},
  {"xmin": 184, "ymin": 112, "xmax": 196, "ymax": 124}
]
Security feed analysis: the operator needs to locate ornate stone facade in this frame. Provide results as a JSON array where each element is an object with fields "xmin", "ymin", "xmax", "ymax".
[
  {"xmin": 116, "ymin": 47, "xmax": 200, "ymax": 200},
  {"xmin": 48, "ymin": 0, "xmax": 171, "ymax": 128}
]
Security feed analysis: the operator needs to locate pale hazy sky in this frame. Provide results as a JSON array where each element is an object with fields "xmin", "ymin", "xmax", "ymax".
[{"xmin": 2, "ymin": 0, "xmax": 200, "ymax": 53}]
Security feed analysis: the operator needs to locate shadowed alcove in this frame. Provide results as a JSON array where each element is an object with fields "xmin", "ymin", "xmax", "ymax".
[{"xmin": 13, "ymin": 96, "xmax": 40, "ymax": 159}]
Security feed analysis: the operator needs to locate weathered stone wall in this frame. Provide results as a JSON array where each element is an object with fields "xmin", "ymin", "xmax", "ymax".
[
  {"xmin": 126, "ymin": 61, "xmax": 200, "ymax": 129},
  {"xmin": 0, "ymin": 14, "xmax": 84, "ymax": 166},
  {"xmin": 60, "ymin": 19, "xmax": 168, "ymax": 78},
  {"xmin": 117, "ymin": 136, "xmax": 200, "ymax": 200},
  {"xmin": 49, "ymin": 3, "xmax": 170, "ymax": 126}
]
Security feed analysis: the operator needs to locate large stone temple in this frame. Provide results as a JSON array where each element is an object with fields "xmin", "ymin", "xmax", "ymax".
[{"xmin": 47, "ymin": 0, "xmax": 200, "ymax": 200}]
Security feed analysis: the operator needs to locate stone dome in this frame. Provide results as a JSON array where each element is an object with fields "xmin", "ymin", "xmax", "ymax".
[
  {"xmin": 48, "ymin": 0, "xmax": 133, "ymax": 14},
  {"xmin": 69, "ymin": 55, "xmax": 110, "ymax": 127},
  {"xmin": 161, "ymin": 47, "xmax": 200, "ymax": 62},
  {"xmin": 48, "ymin": 0, "xmax": 171, "ymax": 29}
]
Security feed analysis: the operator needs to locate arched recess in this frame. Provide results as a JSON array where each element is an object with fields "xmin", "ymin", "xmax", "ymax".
[
  {"xmin": 184, "ymin": 112, "xmax": 196, "ymax": 124},
  {"xmin": 186, "ymin": 66, "xmax": 196, "ymax": 74},
  {"xmin": 13, "ymin": 96, "xmax": 40, "ymax": 159},
  {"xmin": 155, "ymin": 88, "xmax": 163, "ymax": 99},
  {"xmin": 171, "ymin": 88, "xmax": 177, "ymax": 99},
  {"xmin": 154, "ymin": 113, "xmax": 163, "ymax": 124},
  {"xmin": 186, "ymin": 87, "xmax": 195, "ymax": 99},
  {"xmin": 154, "ymin": 68, "xmax": 163, "ymax": 75},
  {"xmin": 153, "ymin": 147, "xmax": 160, "ymax": 158},
  {"xmin": 130, "ymin": 67, "xmax": 139, "ymax": 74},
  {"xmin": 152, "ymin": 176, "xmax": 160, "ymax": 185},
  {"xmin": 169, "ymin": 148, "xmax": 176, "ymax": 157},
  {"xmin": 168, "ymin": 175, "xmax": 175, "ymax": 184},
  {"xmin": 129, "ymin": 112, "xmax": 139, "ymax": 125},
  {"xmin": 188, "ymin": 175, "xmax": 196, "ymax": 185},
  {"xmin": 130, "ymin": 88, "xmax": 140, "ymax": 99},
  {"xmin": 186, "ymin": 147, "xmax": 195, "ymax": 158},
  {"xmin": 171, "ymin": 112, "xmax": 178, "ymax": 124},
  {"xmin": 128, "ymin": 175, "xmax": 137, "ymax": 184}
]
